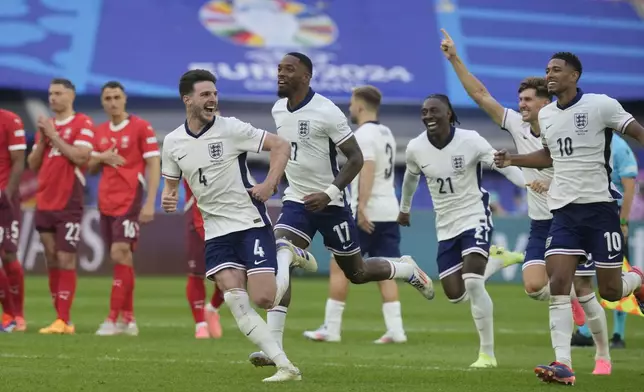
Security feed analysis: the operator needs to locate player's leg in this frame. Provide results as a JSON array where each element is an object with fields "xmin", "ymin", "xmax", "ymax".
[
  {"xmin": 303, "ymin": 256, "xmax": 347, "ymax": 342},
  {"xmin": 0, "ymin": 203, "xmax": 19, "ymax": 331},
  {"xmin": 184, "ymin": 225, "xmax": 210, "ymax": 338},
  {"xmin": 521, "ymin": 219, "xmax": 551, "ymax": 301},
  {"xmin": 0, "ymin": 199, "xmax": 25, "ymax": 330},
  {"xmin": 611, "ymin": 239, "xmax": 630, "ymax": 349},
  {"xmin": 206, "ymin": 282, "xmax": 224, "ymax": 338},
  {"xmin": 34, "ymin": 210, "xmax": 63, "ymax": 333}
]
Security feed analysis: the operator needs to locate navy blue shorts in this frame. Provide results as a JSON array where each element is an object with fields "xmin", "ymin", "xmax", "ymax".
[
  {"xmin": 204, "ymin": 226, "xmax": 277, "ymax": 280},
  {"xmin": 545, "ymin": 202, "xmax": 623, "ymax": 270},
  {"xmin": 359, "ymin": 222, "xmax": 401, "ymax": 258},
  {"xmin": 436, "ymin": 227, "xmax": 492, "ymax": 280},
  {"xmin": 274, "ymin": 201, "xmax": 361, "ymax": 256}
]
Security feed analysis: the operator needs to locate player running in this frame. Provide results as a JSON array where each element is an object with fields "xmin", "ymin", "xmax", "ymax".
[
  {"xmin": 27, "ymin": 78, "xmax": 94, "ymax": 334},
  {"xmin": 303, "ymin": 86, "xmax": 407, "ymax": 344},
  {"xmin": 494, "ymin": 52, "xmax": 644, "ymax": 385},
  {"xmin": 248, "ymin": 53, "xmax": 434, "ymax": 367},
  {"xmin": 0, "ymin": 109, "xmax": 26, "ymax": 332},
  {"xmin": 90, "ymin": 81, "xmax": 160, "ymax": 336},
  {"xmin": 183, "ymin": 179, "xmax": 224, "ymax": 339},
  {"xmin": 162, "ymin": 69, "xmax": 311, "ymax": 382}
]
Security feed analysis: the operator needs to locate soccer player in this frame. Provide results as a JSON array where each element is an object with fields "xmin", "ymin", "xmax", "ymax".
[
  {"xmin": 183, "ymin": 179, "xmax": 224, "ymax": 339},
  {"xmin": 0, "ymin": 109, "xmax": 26, "ymax": 332},
  {"xmin": 89, "ymin": 81, "xmax": 160, "ymax": 336},
  {"xmin": 493, "ymin": 52, "xmax": 644, "ymax": 385},
  {"xmin": 399, "ymin": 94, "xmax": 525, "ymax": 368},
  {"xmin": 248, "ymin": 53, "xmax": 435, "ymax": 368},
  {"xmin": 162, "ymin": 69, "xmax": 311, "ymax": 382},
  {"xmin": 27, "ymin": 78, "xmax": 94, "ymax": 334},
  {"xmin": 303, "ymin": 85, "xmax": 407, "ymax": 344}
]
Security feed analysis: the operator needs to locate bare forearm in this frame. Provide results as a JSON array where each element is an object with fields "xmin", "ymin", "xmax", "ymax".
[
  {"xmin": 265, "ymin": 141, "xmax": 290, "ymax": 187},
  {"xmin": 621, "ymin": 180, "xmax": 636, "ymax": 220},
  {"xmin": 145, "ymin": 157, "xmax": 161, "ymax": 206},
  {"xmin": 357, "ymin": 162, "xmax": 375, "ymax": 211},
  {"xmin": 27, "ymin": 146, "xmax": 45, "ymax": 171},
  {"xmin": 333, "ymin": 154, "xmax": 363, "ymax": 191},
  {"xmin": 163, "ymin": 178, "xmax": 179, "ymax": 195},
  {"xmin": 510, "ymin": 149, "xmax": 553, "ymax": 169},
  {"xmin": 49, "ymin": 134, "xmax": 90, "ymax": 166},
  {"xmin": 6, "ymin": 161, "xmax": 25, "ymax": 196},
  {"xmin": 88, "ymin": 154, "xmax": 103, "ymax": 174}
]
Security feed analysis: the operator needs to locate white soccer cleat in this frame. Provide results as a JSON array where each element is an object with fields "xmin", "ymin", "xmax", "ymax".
[
  {"xmin": 262, "ymin": 365, "xmax": 302, "ymax": 382},
  {"xmin": 373, "ymin": 331, "xmax": 407, "ymax": 344},
  {"xmin": 95, "ymin": 320, "xmax": 120, "ymax": 336},
  {"xmin": 249, "ymin": 351, "xmax": 276, "ymax": 367},
  {"xmin": 302, "ymin": 325, "xmax": 341, "ymax": 342},
  {"xmin": 276, "ymin": 239, "xmax": 318, "ymax": 272},
  {"xmin": 116, "ymin": 321, "xmax": 139, "ymax": 336},
  {"xmin": 400, "ymin": 255, "xmax": 435, "ymax": 300}
]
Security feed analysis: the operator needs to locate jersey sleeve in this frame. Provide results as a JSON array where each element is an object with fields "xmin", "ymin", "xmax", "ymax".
[
  {"xmin": 613, "ymin": 138, "xmax": 638, "ymax": 178},
  {"xmin": 538, "ymin": 111, "xmax": 549, "ymax": 148},
  {"xmin": 161, "ymin": 137, "xmax": 181, "ymax": 180},
  {"xmin": 500, "ymin": 108, "xmax": 523, "ymax": 136},
  {"xmin": 232, "ymin": 119, "xmax": 267, "ymax": 154},
  {"xmin": 474, "ymin": 134, "xmax": 497, "ymax": 168},
  {"xmin": 354, "ymin": 128, "xmax": 376, "ymax": 161},
  {"xmin": 74, "ymin": 116, "xmax": 94, "ymax": 150},
  {"xmin": 405, "ymin": 142, "xmax": 421, "ymax": 175},
  {"xmin": 139, "ymin": 121, "xmax": 161, "ymax": 159},
  {"xmin": 598, "ymin": 95, "xmax": 635, "ymax": 133},
  {"xmin": 6, "ymin": 113, "xmax": 26, "ymax": 151},
  {"xmin": 323, "ymin": 105, "xmax": 353, "ymax": 146}
]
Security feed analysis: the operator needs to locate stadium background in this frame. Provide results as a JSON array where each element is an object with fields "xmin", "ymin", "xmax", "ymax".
[{"xmin": 3, "ymin": 0, "xmax": 644, "ymax": 279}]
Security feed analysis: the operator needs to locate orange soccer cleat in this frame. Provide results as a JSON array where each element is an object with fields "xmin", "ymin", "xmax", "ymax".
[
  {"xmin": 38, "ymin": 319, "xmax": 75, "ymax": 335},
  {"xmin": 206, "ymin": 305, "xmax": 222, "ymax": 339},
  {"xmin": 14, "ymin": 316, "xmax": 26, "ymax": 332}
]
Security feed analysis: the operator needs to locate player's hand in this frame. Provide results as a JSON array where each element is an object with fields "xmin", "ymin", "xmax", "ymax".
[
  {"xmin": 527, "ymin": 179, "xmax": 550, "ymax": 194},
  {"xmin": 139, "ymin": 202, "xmax": 155, "ymax": 224},
  {"xmin": 37, "ymin": 116, "xmax": 57, "ymax": 139},
  {"xmin": 101, "ymin": 141, "xmax": 126, "ymax": 167},
  {"xmin": 397, "ymin": 212, "xmax": 411, "ymax": 227},
  {"xmin": 161, "ymin": 189, "xmax": 178, "ymax": 213},
  {"xmin": 249, "ymin": 181, "xmax": 275, "ymax": 203},
  {"xmin": 493, "ymin": 150, "xmax": 512, "ymax": 168},
  {"xmin": 621, "ymin": 223, "xmax": 629, "ymax": 239},
  {"xmin": 357, "ymin": 208, "xmax": 375, "ymax": 234},
  {"xmin": 440, "ymin": 28, "xmax": 457, "ymax": 59},
  {"xmin": 303, "ymin": 192, "xmax": 331, "ymax": 212}
]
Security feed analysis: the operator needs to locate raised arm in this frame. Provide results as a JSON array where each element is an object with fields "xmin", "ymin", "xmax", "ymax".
[{"xmin": 27, "ymin": 131, "xmax": 47, "ymax": 172}]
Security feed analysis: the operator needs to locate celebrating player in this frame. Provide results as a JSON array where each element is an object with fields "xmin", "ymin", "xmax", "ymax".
[
  {"xmin": 493, "ymin": 52, "xmax": 644, "ymax": 385},
  {"xmin": 89, "ymin": 81, "xmax": 161, "ymax": 336},
  {"xmin": 303, "ymin": 86, "xmax": 407, "ymax": 344},
  {"xmin": 399, "ymin": 94, "xmax": 525, "ymax": 368},
  {"xmin": 0, "ymin": 109, "xmax": 26, "ymax": 332},
  {"xmin": 27, "ymin": 79, "xmax": 94, "ymax": 334},
  {"xmin": 162, "ymin": 69, "xmax": 313, "ymax": 382},
  {"xmin": 248, "ymin": 53, "xmax": 434, "ymax": 368}
]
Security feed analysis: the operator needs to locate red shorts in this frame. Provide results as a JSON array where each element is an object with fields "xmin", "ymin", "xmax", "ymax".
[
  {"xmin": 100, "ymin": 214, "xmax": 140, "ymax": 250},
  {"xmin": 35, "ymin": 209, "xmax": 83, "ymax": 253},
  {"xmin": 187, "ymin": 225, "xmax": 205, "ymax": 275},
  {"xmin": 0, "ymin": 194, "xmax": 21, "ymax": 254}
]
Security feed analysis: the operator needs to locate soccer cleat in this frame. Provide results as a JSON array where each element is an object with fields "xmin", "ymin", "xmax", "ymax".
[
  {"xmin": 95, "ymin": 320, "xmax": 120, "ymax": 336},
  {"xmin": 276, "ymin": 239, "xmax": 318, "ymax": 273},
  {"xmin": 195, "ymin": 323, "xmax": 210, "ymax": 339},
  {"xmin": 592, "ymin": 358, "xmax": 611, "ymax": 375},
  {"xmin": 249, "ymin": 351, "xmax": 276, "ymax": 367},
  {"xmin": 489, "ymin": 245, "xmax": 524, "ymax": 267},
  {"xmin": 535, "ymin": 362, "xmax": 575, "ymax": 385},
  {"xmin": 302, "ymin": 325, "xmax": 341, "ymax": 342},
  {"xmin": 374, "ymin": 331, "xmax": 407, "ymax": 344},
  {"xmin": 0, "ymin": 320, "xmax": 16, "ymax": 333},
  {"xmin": 630, "ymin": 267, "xmax": 644, "ymax": 314},
  {"xmin": 610, "ymin": 333, "xmax": 626, "ymax": 349},
  {"xmin": 262, "ymin": 365, "xmax": 302, "ymax": 382},
  {"xmin": 1, "ymin": 313, "xmax": 14, "ymax": 330},
  {"xmin": 470, "ymin": 353, "xmax": 497, "ymax": 368},
  {"xmin": 400, "ymin": 255, "xmax": 435, "ymax": 300},
  {"xmin": 205, "ymin": 304, "xmax": 222, "ymax": 338},
  {"xmin": 116, "ymin": 321, "xmax": 139, "ymax": 336},
  {"xmin": 39, "ymin": 319, "xmax": 75, "ymax": 335},
  {"xmin": 14, "ymin": 316, "xmax": 26, "ymax": 332},
  {"xmin": 571, "ymin": 330, "xmax": 594, "ymax": 347},
  {"xmin": 571, "ymin": 299, "xmax": 586, "ymax": 326}
]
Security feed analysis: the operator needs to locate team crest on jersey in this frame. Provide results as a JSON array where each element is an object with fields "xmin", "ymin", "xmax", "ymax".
[
  {"xmin": 574, "ymin": 113, "xmax": 588, "ymax": 129},
  {"xmin": 298, "ymin": 120, "xmax": 310, "ymax": 137},
  {"xmin": 208, "ymin": 142, "xmax": 223, "ymax": 159},
  {"xmin": 451, "ymin": 155, "xmax": 465, "ymax": 171},
  {"xmin": 121, "ymin": 135, "xmax": 130, "ymax": 148}
]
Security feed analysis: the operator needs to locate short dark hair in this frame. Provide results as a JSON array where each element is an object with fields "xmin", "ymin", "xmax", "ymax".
[
  {"xmin": 551, "ymin": 52, "xmax": 583, "ymax": 80},
  {"xmin": 101, "ymin": 81, "xmax": 125, "ymax": 93},
  {"xmin": 426, "ymin": 93, "xmax": 460, "ymax": 126},
  {"xmin": 50, "ymin": 78, "xmax": 75, "ymax": 92},
  {"xmin": 352, "ymin": 85, "xmax": 382, "ymax": 110},
  {"xmin": 286, "ymin": 52, "xmax": 313, "ymax": 75},
  {"xmin": 179, "ymin": 69, "xmax": 217, "ymax": 97},
  {"xmin": 518, "ymin": 77, "xmax": 551, "ymax": 100}
]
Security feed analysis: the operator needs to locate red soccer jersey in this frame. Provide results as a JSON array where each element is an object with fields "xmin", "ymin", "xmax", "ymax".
[
  {"xmin": 36, "ymin": 113, "xmax": 94, "ymax": 211},
  {"xmin": 94, "ymin": 115, "xmax": 160, "ymax": 216},
  {"xmin": 0, "ymin": 109, "xmax": 27, "ymax": 190},
  {"xmin": 183, "ymin": 180, "xmax": 205, "ymax": 239}
]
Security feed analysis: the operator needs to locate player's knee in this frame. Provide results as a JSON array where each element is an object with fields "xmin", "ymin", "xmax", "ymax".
[
  {"xmin": 251, "ymin": 292, "xmax": 275, "ymax": 310},
  {"xmin": 547, "ymin": 273, "xmax": 572, "ymax": 295},
  {"xmin": 447, "ymin": 290, "xmax": 469, "ymax": 304},
  {"xmin": 524, "ymin": 281, "xmax": 546, "ymax": 295},
  {"xmin": 56, "ymin": 252, "xmax": 76, "ymax": 269},
  {"xmin": 598, "ymin": 284, "xmax": 621, "ymax": 302},
  {"xmin": 344, "ymin": 268, "xmax": 368, "ymax": 284},
  {"xmin": 110, "ymin": 244, "xmax": 131, "ymax": 264}
]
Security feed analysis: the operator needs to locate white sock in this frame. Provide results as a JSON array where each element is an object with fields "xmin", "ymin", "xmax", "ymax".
[
  {"xmin": 382, "ymin": 301, "xmax": 404, "ymax": 336},
  {"xmin": 224, "ymin": 289, "xmax": 289, "ymax": 367},
  {"xmin": 578, "ymin": 293, "xmax": 610, "ymax": 361},
  {"xmin": 267, "ymin": 306, "xmax": 288, "ymax": 350},
  {"xmin": 324, "ymin": 299, "xmax": 344, "ymax": 338},
  {"xmin": 526, "ymin": 284, "xmax": 550, "ymax": 301},
  {"xmin": 622, "ymin": 271, "xmax": 642, "ymax": 297},
  {"xmin": 273, "ymin": 249, "xmax": 292, "ymax": 307},
  {"xmin": 463, "ymin": 273, "xmax": 494, "ymax": 358},
  {"xmin": 570, "ymin": 284, "xmax": 577, "ymax": 300},
  {"xmin": 549, "ymin": 295, "xmax": 573, "ymax": 368},
  {"xmin": 484, "ymin": 257, "xmax": 505, "ymax": 280},
  {"xmin": 387, "ymin": 259, "xmax": 415, "ymax": 280}
]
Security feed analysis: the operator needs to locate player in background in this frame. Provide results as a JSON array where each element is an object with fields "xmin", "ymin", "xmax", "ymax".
[
  {"xmin": 572, "ymin": 134, "xmax": 638, "ymax": 349},
  {"xmin": 303, "ymin": 86, "xmax": 407, "ymax": 344},
  {"xmin": 399, "ymin": 94, "xmax": 525, "ymax": 368},
  {"xmin": 494, "ymin": 52, "xmax": 644, "ymax": 385},
  {"xmin": 27, "ymin": 79, "xmax": 94, "ymax": 334},
  {"xmin": 162, "ymin": 69, "xmax": 314, "ymax": 382},
  {"xmin": 89, "ymin": 81, "xmax": 160, "ymax": 336},
  {"xmin": 183, "ymin": 179, "xmax": 224, "ymax": 339},
  {"xmin": 248, "ymin": 53, "xmax": 434, "ymax": 368},
  {"xmin": 0, "ymin": 109, "xmax": 26, "ymax": 332}
]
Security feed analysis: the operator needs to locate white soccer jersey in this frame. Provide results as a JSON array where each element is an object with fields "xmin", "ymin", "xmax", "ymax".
[
  {"xmin": 539, "ymin": 92, "xmax": 635, "ymax": 211},
  {"xmin": 272, "ymin": 90, "xmax": 354, "ymax": 207},
  {"xmin": 161, "ymin": 116, "xmax": 269, "ymax": 240},
  {"xmin": 405, "ymin": 128, "xmax": 497, "ymax": 241},
  {"xmin": 349, "ymin": 121, "xmax": 399, "ymax": 222},
  {"xmin": 501, "ymin": 108, "xmax": 553, "ymax": 220}
]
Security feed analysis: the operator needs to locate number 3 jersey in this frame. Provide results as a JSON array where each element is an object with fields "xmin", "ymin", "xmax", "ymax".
[
  {"xmin": 349, "ymin": 121, "xmax": 399, "ymax": 222},
  {"xmin": 539, "ymin": 91, "xmax": 635, "ymax": 211},
  {"xmin": 405, "ymin": 127, "xmax": 496, "ymax": 241}
]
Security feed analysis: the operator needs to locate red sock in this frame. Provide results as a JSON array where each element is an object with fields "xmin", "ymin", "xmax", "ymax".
[
  {"xmin": 187, "ymin": 276, "xmax": 206, "ymax": 323},
  {"xmin": 121, "ymin": 266, "xmax": 135, "ymax": 323},
  {"xmin": 210, "ymin": 284, "xmax": 224, "ymax": 310},
  {"xmin": 56, "ymin": 269, "xmax": 76, "ymax": 323},
  {"xmin": 108, "ymin": 264, "xmax": 129, "ymax": 322},
  {"xmin": 0, "ymin": 268, "xmax": 15, "ymax": 317},
  {"xmin": 47, "ymin": 267, "xmax": 60, "ymax": 312},
  {"xmin": 4, "ymin": 261, "xmax": 24, "ymax": 318}
]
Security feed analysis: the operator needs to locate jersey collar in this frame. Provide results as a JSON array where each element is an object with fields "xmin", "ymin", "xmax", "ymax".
[
  {"xmin": 184, "ymin": 117, "xmax": 216, "ymax": 139},
  {"xmin": 427, "ymin": 126, "xmax": 455, "ymax": 150},
  {"xmin": 287, "ymin": 88, "xmax": 315, "ymax": 113},
  {"xmin": 363, "ymin": 120, "xmax": 380, "ymax": 125},
  {"xmin": 556, "ymin": 88, "xmax": 583, "ymax": 110}
]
